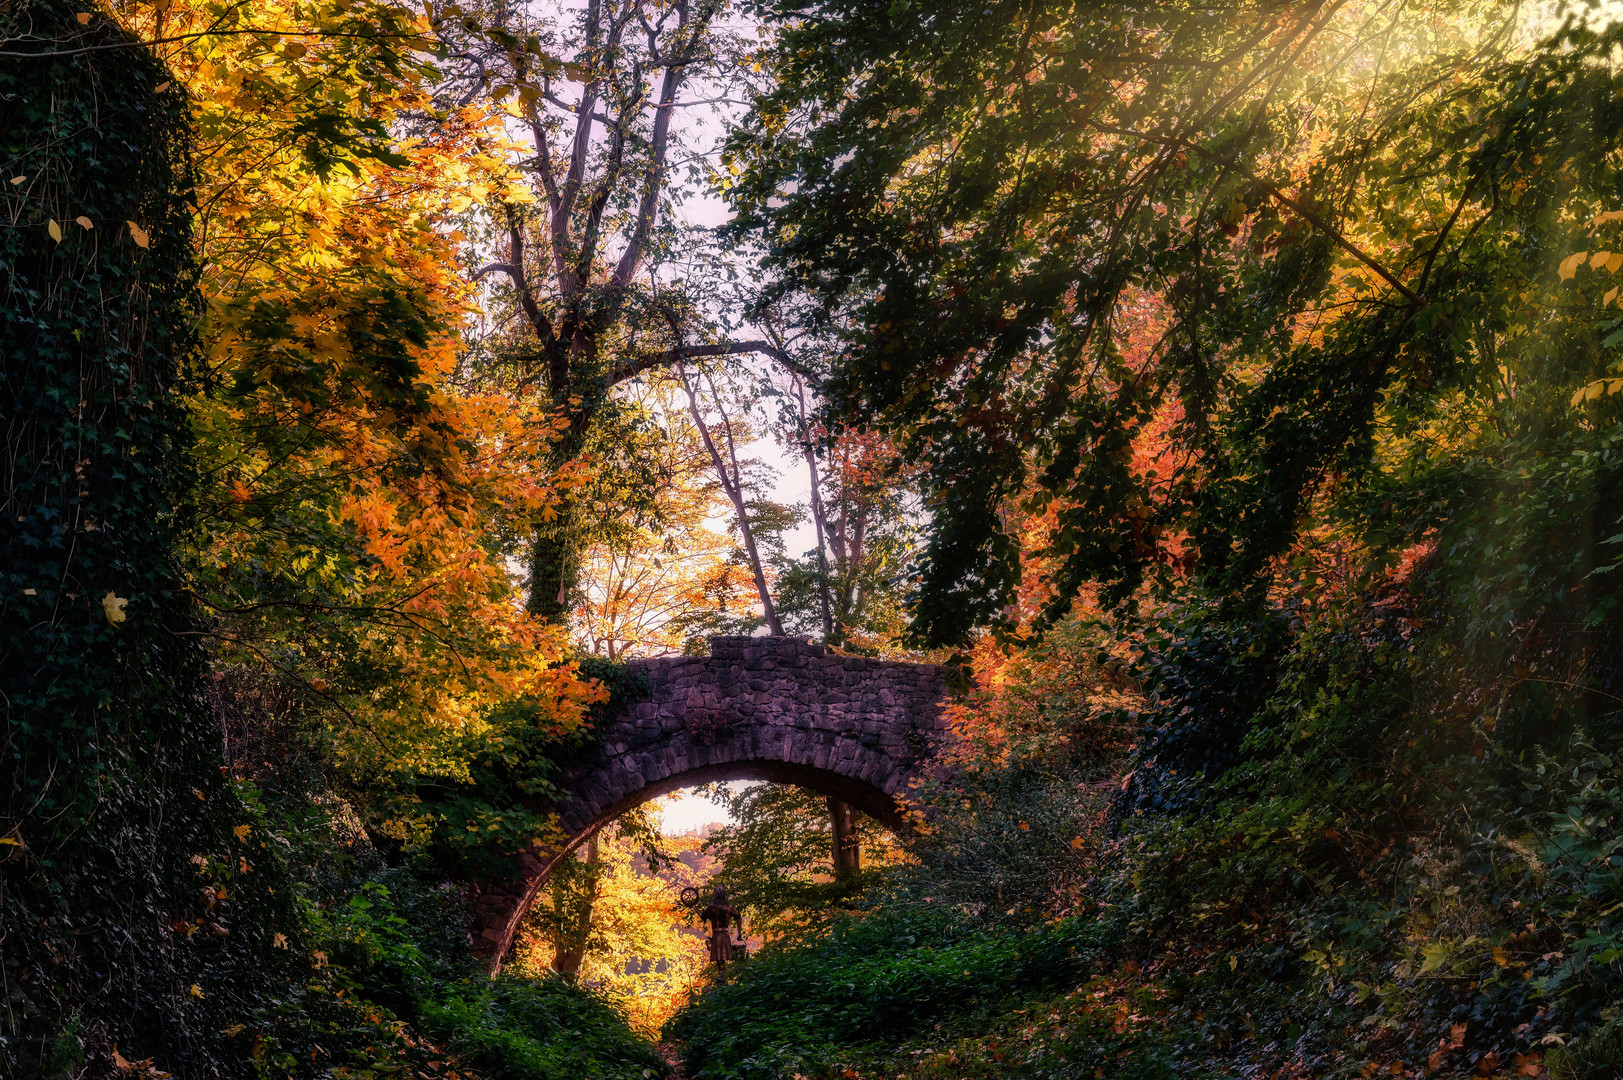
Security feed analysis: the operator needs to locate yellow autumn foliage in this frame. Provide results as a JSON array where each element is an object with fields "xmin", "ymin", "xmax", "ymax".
[{"xmin": 107, "ymin": 0, "xmax": 600, "ymax": 779}]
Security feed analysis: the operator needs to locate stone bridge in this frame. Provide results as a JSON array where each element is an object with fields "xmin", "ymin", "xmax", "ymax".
[{"xmin": 470, "ymin": 636, "xmax": 951, "ymax": 965}]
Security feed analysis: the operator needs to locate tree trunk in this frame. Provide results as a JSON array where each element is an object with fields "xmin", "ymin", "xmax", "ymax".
[
  {"xmin": 795, "ymin": 379, "xmax": 838, "ymax": 643},
  {"xmin": 828, "ymin": 797, "xmax": 860, "ymax": 878},
  {"xmin": 682, "ymin": 366, "xmax": 784, "ymax": 635},
  {"xmin": 552, "ymin": 835, "xmax": 600, "ymax": 975},
  {"xmin": 525, "ymin": 382, "xmax": 597, "ymax": 621},
  {"xmin": 526, "ymin": 505, "xmax": 578, "ymax": 621}
]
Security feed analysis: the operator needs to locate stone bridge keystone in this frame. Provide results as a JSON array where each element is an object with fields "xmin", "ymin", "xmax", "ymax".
[{"xmin": 469, "ymin": 636, "xmax": 951, "ymax": 965}]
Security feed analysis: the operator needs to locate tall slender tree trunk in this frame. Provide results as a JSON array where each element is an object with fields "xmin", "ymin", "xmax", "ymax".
[
  {"xmin": 681, "ymin": 366, "xmax": 784, "ymax": 636},
  {"xmin": 828, "ymin": 797, "xmax": 860, "ymax": 879},
  {"xmin": 795, "ymin": 379, "xmax": 838, "ymax": 643}
]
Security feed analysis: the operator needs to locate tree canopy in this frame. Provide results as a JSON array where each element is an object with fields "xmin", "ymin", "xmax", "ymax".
[{"xmin": 728, "ymin": 0, "xmax": 1623, "ymax": 643}]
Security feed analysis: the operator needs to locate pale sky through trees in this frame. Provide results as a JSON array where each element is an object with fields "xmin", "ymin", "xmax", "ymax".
[
  {"xmin": 658, "ymin": 783, "xmax": 755, "ymax": 832},
  {"xmin": 658, "ymin": 87, "xmax": 819, "ymax": 566}
]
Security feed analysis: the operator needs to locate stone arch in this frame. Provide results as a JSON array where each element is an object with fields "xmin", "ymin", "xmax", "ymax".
[{"xmin": 469, "ymin": 636, "xmax": 951, "ymax": 966}]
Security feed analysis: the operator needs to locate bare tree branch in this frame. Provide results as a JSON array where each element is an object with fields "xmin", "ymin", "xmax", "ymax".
[
  {"xmin": 680, "ymin": 364, "xmax": 784, "ymax": 636},
  {"xmin": 613, "ymin": 0, "xmax": 720, "ymax": 288},
  {"xmin": 610, "ymin": 339, "xmax": 822, "ymax": 387},
  {"xmin": 573, "ymin": 58, "xmax": 645, "ymax": 287},
  {"xmin": 503, "ymin": 208, "xmax": 558, "ymax": 353},
  {"xmin": 542, "ymin": 90, "xmax": 622, "ymax": 130}
]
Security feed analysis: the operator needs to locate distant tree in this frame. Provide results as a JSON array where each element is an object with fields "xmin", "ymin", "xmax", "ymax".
[
  {"xmin": 429, "ymin": 0, "xmax": 806, "ymax": 621},
  {"xmin": 574, "ymin": 380, "xmax": 761, "ymax": 656},
  {"xmin": 515, "ymin": 811, "xmax": 705, "ymax": 1032},
  {"xmin": 772, "ymin": 383, "xmax": 917, "ymax": 651},
  {"xmin": 699, "ymin": 783, "xmax": 900, "ymax": 940}
]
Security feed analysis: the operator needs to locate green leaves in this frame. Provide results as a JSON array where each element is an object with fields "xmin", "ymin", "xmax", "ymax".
[{"xmin": 731, "ymin": 0, "xmax": 1623, "ymax": 642}]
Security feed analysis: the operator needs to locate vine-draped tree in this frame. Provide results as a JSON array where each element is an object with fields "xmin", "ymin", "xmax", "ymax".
[{"xmin": 0, "ymin": 2, "xmax": 305, "ymax": 1071}]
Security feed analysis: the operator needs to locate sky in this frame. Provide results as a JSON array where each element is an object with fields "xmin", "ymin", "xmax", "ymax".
[{"xmin": 655, "ymin": 783, "xmax": 758, "ymax": 833}]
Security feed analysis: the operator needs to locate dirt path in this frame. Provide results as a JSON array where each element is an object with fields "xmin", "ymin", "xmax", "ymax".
[{"xmin": 656, "ymin": 1040, "xmax": 687, "ymax": 1078}]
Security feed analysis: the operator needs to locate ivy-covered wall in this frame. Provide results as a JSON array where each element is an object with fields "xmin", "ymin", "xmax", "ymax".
[{"xmin": 0, "ymin": 3, "xmax": 302, "ymax": 1075}]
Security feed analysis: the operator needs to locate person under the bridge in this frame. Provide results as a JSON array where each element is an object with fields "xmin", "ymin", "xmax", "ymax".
[{"xmin": 699, "ymin": 884, "xmax": 743, "ymax": 969}]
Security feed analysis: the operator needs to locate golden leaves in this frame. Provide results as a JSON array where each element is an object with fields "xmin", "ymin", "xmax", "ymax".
[
  {"xmin": 75, "ymin": 215, "xmax": 93, "ymax": 230},
  {"xmin": 101, "ymin": 592, "xmax": 128, "ymax": 624},
  {"xmin": 127, "ymin": 221, "xmax": 150, "ymax": 248},
  {"xmin": 125, "ymin": 0, "xmax": 592, "ymax": 788},
  {"xmin": 233, "ymin": 823, "xmax": 252, "ymax": 842},
  {"xmin": 113, "ymin": 1046, "xmax": 170, "ymax": 1078},
  {"xmin": 1561, "ymin": 250, "xmax": 1623, "ymax": 280},
  {"xmin": 47, "ymin": 219, "xmax": 62, "ymax": 243},
  {"xmin": 1571, "ymin": 378, "xmax": 1623, "ymax": 405},
  {"xmin": 287, "ymin": 311, "xmax": 325, "ymax": 335}
]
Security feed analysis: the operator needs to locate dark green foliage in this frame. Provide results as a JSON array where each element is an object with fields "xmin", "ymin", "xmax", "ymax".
[
  {"xmin": 1550, "ymin": 1017, "xmax": 1623, "ymax": 1080},
  {"xmin": 419, "ymin": 977, "xmax": 666, "ymax": 1080},
  {"xmin": 891, "ymin": 764, "xmax": 1101, "ymax": 925},
  {"xmin": 666, "ymin": 906, "xmax": 1105, "ymax": 1079},
  {"xmin": 1115, "ymin": 607, "xmax": 1289, "ymax": 817},
  {"xmin": 697, "ymin": 782, "xmax": 881, "ymax": 935},
  {"xmin": 414, "ymin": 658, "xmax": 648, "ymax": 879},
  {"xmin": 415, "ymin": 697, "xmax": 584, "ymax": 880},
  {"xmin": 0, "ymin": 1, "xmax": 200, "ymax": 830},
  {"xmin": 295, "ymin": 867, "xmax": 665, "ymax": 1080}
]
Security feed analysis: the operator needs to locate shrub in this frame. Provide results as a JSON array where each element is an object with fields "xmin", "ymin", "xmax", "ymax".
[{"xmin": 666, "ymin": 905, "xmax": 1105, "ymax": 1079}]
